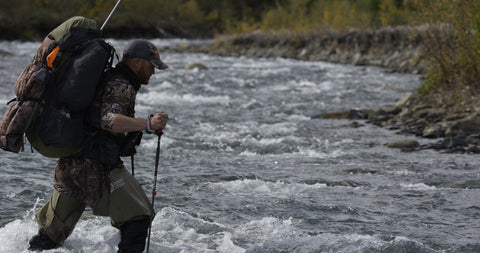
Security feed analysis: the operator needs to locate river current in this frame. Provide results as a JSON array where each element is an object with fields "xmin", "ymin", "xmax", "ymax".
[{"xmin": 0, "ymin": 39, "xmax": 478, "ymax": 252}]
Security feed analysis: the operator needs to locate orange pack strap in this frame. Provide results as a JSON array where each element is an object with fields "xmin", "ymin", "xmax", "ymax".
[{"xmin": 46, "ymin": 45, "xmax": 60, "ymax": 68}]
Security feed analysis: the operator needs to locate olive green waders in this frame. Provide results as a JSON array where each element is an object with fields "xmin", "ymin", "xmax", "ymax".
[{"xmin": 35, "ymin": 166, "xmax": 152, "ymax": 245}]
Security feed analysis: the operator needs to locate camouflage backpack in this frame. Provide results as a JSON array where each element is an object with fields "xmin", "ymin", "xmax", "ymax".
[{"xmin": 0, "ymin": 16, "xmax": 115, "ymax": 157}]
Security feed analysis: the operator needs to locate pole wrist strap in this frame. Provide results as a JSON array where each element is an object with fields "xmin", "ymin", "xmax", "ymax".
[{"xmin": 146, "ymin": 114, "xmax": 154, "ymax": 134}]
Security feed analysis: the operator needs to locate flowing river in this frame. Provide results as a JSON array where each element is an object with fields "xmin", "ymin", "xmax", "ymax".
[{"xmin": 0, "ymin": 39, "xmax": 478, "ymax": 252}]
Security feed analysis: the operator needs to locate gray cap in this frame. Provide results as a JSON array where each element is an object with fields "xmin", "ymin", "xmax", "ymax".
[{"xmin": 123, "ymin": 39, "xmax": 169, "ymax": 70}]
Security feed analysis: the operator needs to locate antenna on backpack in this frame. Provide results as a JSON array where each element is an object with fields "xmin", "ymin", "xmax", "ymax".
[{"xmin": 100, "ymin": 0, "xmax": 123, "ymax": 31}]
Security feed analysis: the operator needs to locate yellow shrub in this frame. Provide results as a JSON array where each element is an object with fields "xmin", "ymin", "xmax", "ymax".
[{"xmin": 416, "ymin": 0, "xmax": 480, "ymax": 93}]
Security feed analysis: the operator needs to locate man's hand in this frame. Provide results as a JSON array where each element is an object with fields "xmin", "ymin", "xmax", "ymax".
[{"xmin": 149, "ymin": 112, "xmax": 168, "ymax": 132}]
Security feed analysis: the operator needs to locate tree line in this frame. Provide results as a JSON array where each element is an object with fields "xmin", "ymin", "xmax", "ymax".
[
  {"xmin": 1, "ymin": 0, "xmax": 479, "ymax": 93},
  {"xmin": 0, "ymin": 0, "xmax": 432, "ymax": 39}
]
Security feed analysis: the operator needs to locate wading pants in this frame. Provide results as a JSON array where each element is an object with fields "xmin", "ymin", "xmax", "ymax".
[{"xmin": 35, "ymin": 166, "xmax": 152, "ymax": 246}]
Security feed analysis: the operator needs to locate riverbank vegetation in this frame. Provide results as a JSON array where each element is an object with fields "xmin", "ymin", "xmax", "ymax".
[
  {"xmin": 1, "ymin": 0, "xmax": 479, "ymax": 94},
  {"xmin": 413, "ymin": 1, "xmax": 480, "ymax": 95},
  {"xmin": 0, "ymin": 0, "xmax": 452, "ymax": 38}
]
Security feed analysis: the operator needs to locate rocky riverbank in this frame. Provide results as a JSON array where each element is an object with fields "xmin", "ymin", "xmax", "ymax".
[
  {"xmin": 367, "ymin": 88, "xmax": 480, "ymax": 153},
  {"xmin": 167, "ymin": 26, "xmax": 426, "ymax": 74},
  {"xmin": 167, "ymin": 27, "xmax": 480, "ymax": 154},
  {"xmin": 320, "ymin": 88, "xmax": 480, "ymax": 154}
]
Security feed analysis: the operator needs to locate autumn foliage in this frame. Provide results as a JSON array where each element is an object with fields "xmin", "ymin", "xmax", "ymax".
[{"xmin": 1, "ymin": 0, "xmax": 479, "ymax": 93}]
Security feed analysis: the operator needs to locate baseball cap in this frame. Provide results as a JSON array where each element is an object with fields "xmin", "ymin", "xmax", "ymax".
[{"xmin": 123, "ymin": 39, "xmax": 169, "ymax": 70}]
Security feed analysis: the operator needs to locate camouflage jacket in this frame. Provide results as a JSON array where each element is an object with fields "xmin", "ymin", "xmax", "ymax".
[
  {"xmin": 54, "ymin": 62, "xmax": 141, "ymax": 205},
  {"xmin": 100, "ymin": 62, "xmax": 140, "ymax": 131}
]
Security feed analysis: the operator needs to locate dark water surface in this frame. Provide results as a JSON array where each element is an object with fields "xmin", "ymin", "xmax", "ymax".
[{"xmin": 0, "ymin": 39, "xmax": 478, "ymax": 252}]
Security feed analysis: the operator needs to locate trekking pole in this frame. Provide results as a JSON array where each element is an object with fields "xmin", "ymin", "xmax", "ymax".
[
  {"xmin": 146, "ymin": 130, "xmax": 163, "ymax": 253},
  {"xmin": 100, "ymin": 0, "xmax": 123, "ymax": 31},
  {"xmin": 130, "ymin": 155, "xmax": 135, "ymax": 176}
]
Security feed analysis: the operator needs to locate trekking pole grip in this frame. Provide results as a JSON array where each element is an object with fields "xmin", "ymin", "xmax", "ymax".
[{"xmin": 147, "ymin": 114, "xmax": 165, "ymax": 136}]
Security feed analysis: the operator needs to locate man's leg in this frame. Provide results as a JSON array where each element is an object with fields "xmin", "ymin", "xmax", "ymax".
[
  {"xmin": 93, "ymin": 166, "xmax": 152, "ymax": 253},
  {"xmin": 117, "ymin": 219, "xmax": 151, "ymax": 253},
  {"xmin": 29, "ymin": 189, "xmax": 85, "ymax": 250}
]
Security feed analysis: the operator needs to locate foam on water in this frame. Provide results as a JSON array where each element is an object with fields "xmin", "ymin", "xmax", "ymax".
[
  {"xmin": 0, "ymin": 214, "xmax": 439, "ymax": 253},
  {"xmin": 0, "ymin": 216, "xmax": 122, "ymax": 253},
  {"xmin": 138, "ymin": 91, "xmax": 231, "ymax": 106},
  {"xmin": 401, "ymin": 183, "xmax": 438, "ymax": 191},
  {"xmin": 245, "ymin": 233, "xmax": 439, "ymax": 253},
  {"xmin": 0, "ymin": 206, "xmax": 234, "ymax": 253},
  {"xmin": 296, "ymin": 147, "xmax": 345, "ymax": 158},
  {"xmin": 209, "ymin": 179, "xmax": 328, "ymax": 200}
]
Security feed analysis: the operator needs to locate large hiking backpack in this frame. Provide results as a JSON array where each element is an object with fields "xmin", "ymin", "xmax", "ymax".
[{"xmin": 0, "ymin": 16, "xmax": 115, "ymax": 157}]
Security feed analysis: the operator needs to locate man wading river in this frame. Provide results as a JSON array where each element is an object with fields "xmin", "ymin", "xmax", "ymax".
[{"xmin": 28, "ymin": 20, "xmax": 170, "ymax": 252}]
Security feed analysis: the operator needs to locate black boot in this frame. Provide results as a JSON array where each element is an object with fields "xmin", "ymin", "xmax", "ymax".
[
  {"xmin": 28, "ymin": 232, "xmax": 59, "ymax": 251},
  {"xmin": 118, "ymin": 219, "xmax": 150, "ymax": 253}
]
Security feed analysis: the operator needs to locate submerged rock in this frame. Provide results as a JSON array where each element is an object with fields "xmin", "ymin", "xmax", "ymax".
[
  {"xmin": 386, "ymin": 139, "xmax": 420, "ymax": 149},
  {"xmin": 315, "ymin": 109, "xmax": 370, "ymax": 119},
  {"xmin": 0, "ymin": 49, "xmax": 12, "ymax": 57},
  {"xmin": 186, "ymin": 63, "xmax": 208, "ymax": 70},
  {"xmin": 440, "ymin": 137, "xmax": 468, "ymax": 149}
]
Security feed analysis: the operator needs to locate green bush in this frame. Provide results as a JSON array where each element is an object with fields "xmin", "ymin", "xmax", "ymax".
[{"xmin": 415, "ymin": 0, "xmax": 480, "ymax": 94}]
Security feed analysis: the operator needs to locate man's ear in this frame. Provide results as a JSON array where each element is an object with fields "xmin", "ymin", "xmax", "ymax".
[
  {"xmin": 127, "ymin": 58, "xmax": 141, "ymax": 72},
  {"xmin": 132, "ymin": 58, "xmax": 140, "ymax": 69}
]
